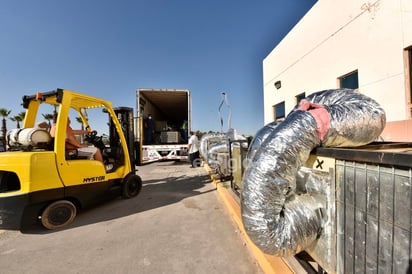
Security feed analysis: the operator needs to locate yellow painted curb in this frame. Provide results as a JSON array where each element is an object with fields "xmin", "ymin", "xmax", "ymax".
[{"xmin": 204, "ymin": 164, "xmax": 295, "ymax": 274}]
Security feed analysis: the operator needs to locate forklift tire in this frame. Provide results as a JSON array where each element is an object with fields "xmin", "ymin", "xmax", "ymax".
[
  {"xmin": 41, "ymin": 200, "xmax": 77, "ymax": 230},
  {"xmin": 122, "ymin": 174, "xmax": 142, "ymax": 199}
]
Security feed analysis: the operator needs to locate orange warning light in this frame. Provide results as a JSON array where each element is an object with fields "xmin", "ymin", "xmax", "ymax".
[{"xmin": 36, "ymin": 92, "xmax": 43, "ymax": 100}]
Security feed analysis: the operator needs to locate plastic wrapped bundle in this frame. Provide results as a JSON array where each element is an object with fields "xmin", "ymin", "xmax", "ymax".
[{"xmin": 241, "ymin": 89, "xmax": 386, "ymax": 256}]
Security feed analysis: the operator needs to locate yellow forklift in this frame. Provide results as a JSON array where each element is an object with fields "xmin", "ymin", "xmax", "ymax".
[{"xmin": 0, "ymin": 89, "xmax": 142, "ymax": 230}]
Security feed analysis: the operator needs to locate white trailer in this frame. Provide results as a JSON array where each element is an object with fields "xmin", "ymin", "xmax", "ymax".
[{"xmin": 135, "ymin": 88, "xmax": 191, "ymax": 165}]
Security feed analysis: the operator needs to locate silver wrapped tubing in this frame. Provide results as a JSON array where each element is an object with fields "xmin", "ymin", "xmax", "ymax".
[
  {"xmin": 246, "ymin": 121, "xmax": 279, "ymax": 161},
  {"xmin": 206, "ymin": 141, "xmax": 228, "ymax": 168},
  {"xmin": 241, "ymin": 89, "xmax": 386, "ymax": 257},
  {"xmin": 295, "ymin": 88, "xmax": 386, "ymax": 147},
  {"xmin": 199, "ymin": 133, "xmax": 226, "ymax": 160},
  {"xmin": 241, "ymin": 110, "xmax": 323, "ymax": 256},
  {"xmin": 200, "ymin": 131, "xmax": 247, "ymax": 168}
]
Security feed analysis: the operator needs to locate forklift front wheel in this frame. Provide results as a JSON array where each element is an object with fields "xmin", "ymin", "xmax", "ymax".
[
  {"xmin": 41, "ymin": 200, "xmax": 77, "ymax": 230},
  {"xmin": 122, "ymin": 174, "xmax": 142, "ymax": 198}
]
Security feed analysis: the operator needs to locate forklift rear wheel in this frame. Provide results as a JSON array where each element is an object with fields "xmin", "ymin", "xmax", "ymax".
[
  {"xmin": 41, "ymin": 200, "xmax": 77, "ymax": 230},
  {"xmin": 122, "ymin": 174, "xmax": 142, "ymax": 198}
]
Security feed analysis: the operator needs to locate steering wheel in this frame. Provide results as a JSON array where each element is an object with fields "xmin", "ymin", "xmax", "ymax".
[
  {"xmin": 84, "ymin": 130, "xmax": 106, "ymax": 152},
  {"xmin": 85, "ymin": 130, "xmax": 98, "ymax": 141},
  {"xmin": 84, "ymin": 130, "xmax": 100, "ymax": 145}
]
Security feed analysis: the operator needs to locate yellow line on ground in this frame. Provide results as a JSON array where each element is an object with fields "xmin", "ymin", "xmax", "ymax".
[{"xmin": 204, "ymin": 164, "xmax": 295, "ymax": 274}]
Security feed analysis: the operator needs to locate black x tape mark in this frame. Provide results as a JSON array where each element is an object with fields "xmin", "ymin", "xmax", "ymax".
[{"xmin": 316, "ymin": 159, "xmax": 324, "ymax": 169}]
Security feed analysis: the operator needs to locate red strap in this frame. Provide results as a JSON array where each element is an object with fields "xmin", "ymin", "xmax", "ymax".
[{"xmin": 297, "ymin": 100, "xmax": 331, "ymax": 141}]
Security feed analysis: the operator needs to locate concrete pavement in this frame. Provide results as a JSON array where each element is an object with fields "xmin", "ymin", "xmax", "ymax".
[{"xmin": 0, "ymin": 161, "xmax": 263, "ymax": 274}]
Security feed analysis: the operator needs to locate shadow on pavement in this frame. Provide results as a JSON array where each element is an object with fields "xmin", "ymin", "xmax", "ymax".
[{"xmin": 21, "ymin": 169, "xmax": 214, "ymax": 234}]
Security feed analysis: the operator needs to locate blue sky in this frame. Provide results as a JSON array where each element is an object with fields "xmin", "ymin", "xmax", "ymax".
[{"xmin": 0, "ymin": 0, "xmax": 316, "ymax": 135}]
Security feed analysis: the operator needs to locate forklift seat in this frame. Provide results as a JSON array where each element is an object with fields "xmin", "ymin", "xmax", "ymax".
[{"xmin": 66, "ymin": 149, "xmax": 89, "ymax": 160}]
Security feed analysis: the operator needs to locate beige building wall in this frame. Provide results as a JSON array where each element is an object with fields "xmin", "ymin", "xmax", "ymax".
[{"xmin": 263, "ymin": 0, "xmax": 412, "ymax": 141}]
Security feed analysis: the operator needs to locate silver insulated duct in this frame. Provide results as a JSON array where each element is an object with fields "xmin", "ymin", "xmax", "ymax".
[
  {"xmin": 241, "ymin": 89, "xmax": 386, "ymax": 256},
  {"xmin": 199, "ymin": 133, "xmax": 227, "ymax": 160},
  {"xmin": 206, "ymin": 141, "xmax": 229, "ymax": 168}
]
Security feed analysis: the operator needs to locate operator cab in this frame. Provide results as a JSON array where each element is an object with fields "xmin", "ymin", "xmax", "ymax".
[
  {"xmin": 0, "ymin": 89, "xmax": 141, "ymax": 230},
  {"xmin": 7, "ymin": 96, "xmax": 135, "ymax": 174}
]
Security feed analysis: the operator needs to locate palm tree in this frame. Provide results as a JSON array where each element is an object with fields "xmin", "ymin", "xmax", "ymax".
[
  {"xmin": 42, "ymin": 113, "xmax": 55, "ymax": 129},
  {"xmin": 0, "ymin": 108, "xmax": 12, "ymax": 149},
  {"xmin": 75, "ymin": 117, "xmax": 85, "ymax": 130},
  {"xmin": 10, "ymin": 111, "xmax": 26, "ymax": 128},
  {"xmin": 75, "ymin": 116, "xmax": 85, "ymax": 142},
  {"xmin": 18, "ymin": 111, "xmax": 26, "ymax": 125}
]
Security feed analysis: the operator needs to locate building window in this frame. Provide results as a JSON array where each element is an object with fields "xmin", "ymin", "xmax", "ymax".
[
  {"xmin": 339, "ymin": 70, "xmax": 359, "ymax": 89},
  {"xmin": 405, "ymin": 46, "xmax": 412, "ymax": 118},
  {"xmin": 296, "ymin": 93, "xmax": 306, "ymax": 104},
  {"xmin": 273, "ymin": 102, "xmax": 285, "ymax": 121}
]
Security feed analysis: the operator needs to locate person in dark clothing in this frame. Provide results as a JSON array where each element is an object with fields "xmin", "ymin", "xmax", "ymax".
[
  {"xmin": 181, "ymin": 120, "xmax": 188, "ymax": 143},
  {"xmin": 144, "ymin": 114, "xmax": 155, "ymax": 145}
]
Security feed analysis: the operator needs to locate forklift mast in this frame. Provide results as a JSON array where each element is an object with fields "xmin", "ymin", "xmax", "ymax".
[{"xmin": 112, "ymin": 107, "xmax": 135, "ymax": 171}]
